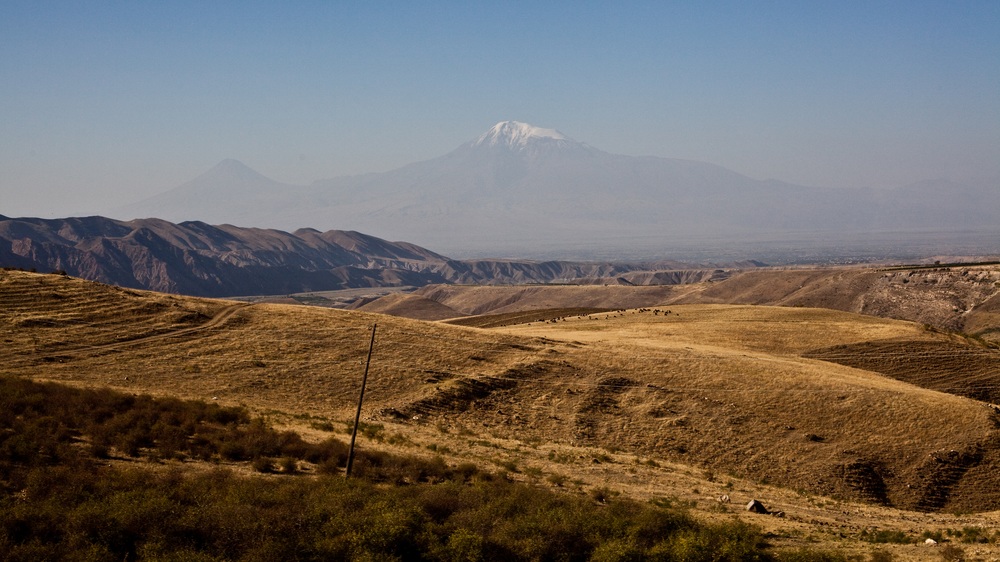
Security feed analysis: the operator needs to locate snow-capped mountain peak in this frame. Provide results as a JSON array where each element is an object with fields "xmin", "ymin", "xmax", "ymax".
[{"xmin": 473, "ymin": 121, "xmax": 569, "ymax": 149}]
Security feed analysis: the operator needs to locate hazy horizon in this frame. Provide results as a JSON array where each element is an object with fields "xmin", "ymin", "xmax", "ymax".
[{"xmin": 2, "ymin": 2, "xmax": 999, "ymax": 220}]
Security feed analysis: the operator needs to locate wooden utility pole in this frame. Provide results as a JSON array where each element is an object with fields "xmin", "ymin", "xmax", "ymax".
[{"xmin": 346, "ymin": 323, "xmax": 376, "ymax": 478}]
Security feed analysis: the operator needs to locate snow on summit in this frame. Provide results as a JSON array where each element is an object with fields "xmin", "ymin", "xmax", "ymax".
[{"xmin": 474, "ymin": 121, "xmax": 568, "ymax": 149}]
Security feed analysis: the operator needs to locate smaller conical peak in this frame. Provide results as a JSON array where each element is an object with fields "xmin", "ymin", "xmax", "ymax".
[
  {"xmin": 182, "ymin": 159, "xmax": 284, "ymax": 193},
  {"xmin": 474, "ymin": 121, "xmax": 568, "ymax": 149},
  {"xmin": 198, "ymin": 159, "xmax": 269, "ymax": 181},
  {"xmin": 211, "ymin": 158, "xmax": 256, "ymax": 174}
]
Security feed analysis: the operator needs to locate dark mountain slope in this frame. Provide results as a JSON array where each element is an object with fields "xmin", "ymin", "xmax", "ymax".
[
  {"xmin": 0, "ymin": 216, "xmax": 453, "ymax": 296},
  {"xmin": 1, "ymin": 215, "xmax": 734, "ymax": 297}
]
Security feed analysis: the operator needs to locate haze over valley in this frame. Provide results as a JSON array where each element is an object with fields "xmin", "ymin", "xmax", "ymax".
[{"xmin": 108, "ymin": 121, "xmax": 999, "ymax": 261}]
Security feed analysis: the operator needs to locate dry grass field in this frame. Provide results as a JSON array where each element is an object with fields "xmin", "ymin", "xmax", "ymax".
[
  {"xmin": 358, "ymin": 284, "xmax": 687, "ymax": 320},
  {"xmin": 676, "ymin": 265, "xmax": 1000, "ymax": 342},
  {"xmin": 362, "ymin": 264, "xmax": 1000, "ymax": 345},
  {"xmin": 5, "ymin": 268, "xmax": 1000, "ymax": 559}
]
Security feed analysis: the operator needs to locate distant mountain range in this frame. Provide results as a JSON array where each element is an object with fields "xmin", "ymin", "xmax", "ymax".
[
  {"xmin": 109, "ymin": 121, "xmax": 1000, "ymax": 259},
  {"xmin": 0, "ymin": 215, "xmax": 743, "ymax": 297}
]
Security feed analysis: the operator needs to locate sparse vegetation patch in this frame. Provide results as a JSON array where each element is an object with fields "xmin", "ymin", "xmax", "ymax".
[{"xmin": 0, "ymin": 376, "xmax": 784, "ymax": 561}]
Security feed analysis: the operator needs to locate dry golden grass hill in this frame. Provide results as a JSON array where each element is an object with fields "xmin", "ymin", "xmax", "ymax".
[
  {"xmin": 359, "ymin": 264, "xmax": 1000, "ymax": 344},
  {"xmin": 7, "ymin": 269, "xmax": 1000, "ymax": 558},
  {"xmin": 356, "ymin": 284, "xmax": 683, "ymax": 320},
  {"xmin": 673, "ymin": 265, "xmax": 1000, "ymax": 341}
]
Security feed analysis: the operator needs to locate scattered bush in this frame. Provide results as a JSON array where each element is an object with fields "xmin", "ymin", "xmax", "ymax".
[
  {"xmin": 0, "ymin": 375, "xmax": 346, "ymax": 473},
  {"xmin": 546, "ymin": 473, "xmax": 568, "ymax": 487},
  {"xmin": 345, "ymin": 420, "xmax": 385, "ymax": 441},
  {"xmin": 252, "ymin": 456, "xmax": 275, "ymax": 473},
  {"xmin": 869, "ymin": 550, "xmax": 895, "ymax": 562},
  {"xmin": 922, "ymin": 530, "xmax": 945, "ymax": 543},
  {"xmin": 310, "ymin": 420, "xmax": 336, "ymax": 432},
  {"xmin": 1, "ymin": 458, "xmax": 780, "ymax": 561},
  {"xmin": 496, "ymin": 459, "xmax": 519, "ymax": 473},
  {"xmin": 279, "ymin": 456, "xmax": 298, "ymax": 473},
  {"xmin": 959, "ymin": 526, "xmax": 989, "ymax": 544},
  {"xmin": 939, "ymin": 544, "xmax": 966, "ymax": 561},
  {"xmin": 589, "ymin": 486, "xmax": 620, "ymax": 503},
  {"xmin": 0, "ymin": 375, "xmax": 841, "ymax": 561},
  {"xmin": 860, "ymin": 528, "xmax": 912, "ymax": 544}
]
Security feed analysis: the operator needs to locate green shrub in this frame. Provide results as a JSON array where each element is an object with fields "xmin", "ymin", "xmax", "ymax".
[
  {"xmin": 860, "ymin": 529, "xmax": 912, "ymax": 544},
  {"xmin": 959, "ymin": 526, "xmax": 989, "ymax": 543}
]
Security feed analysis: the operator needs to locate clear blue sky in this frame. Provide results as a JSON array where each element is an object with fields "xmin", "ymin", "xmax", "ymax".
[{"xmin": 2, "ymin": 1, "xmax": 998, "ymax": 217}]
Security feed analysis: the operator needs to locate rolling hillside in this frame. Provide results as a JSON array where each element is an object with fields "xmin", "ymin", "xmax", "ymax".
[
  {"xmin": 361, "ymin": 264, "xmax": 1000, "ymax": 345},
  {"xmin": 5, "ymin": 268, "xmax": 1000, "ymax": 521}
]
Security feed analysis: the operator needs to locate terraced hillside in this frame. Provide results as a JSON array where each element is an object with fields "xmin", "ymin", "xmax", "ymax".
[
  {"xmin": 1, "ymin": 271, "xmax": 230, "ymax": 366},
  {"xmin": 6, "ymin": 268, "xmax": 1000, "ymax": 556},
  {"xmin": 0, "ymin": 270, "xmax": 534, "ymax": 416},
  {"xmin": 805, "ymin": 340, "xmax": 1000, "ymax": 403}
]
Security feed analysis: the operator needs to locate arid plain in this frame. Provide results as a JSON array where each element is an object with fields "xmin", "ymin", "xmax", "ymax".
[{"xmin": 4, "ymin": 265, "xmax": 1000, "ymax": 559}]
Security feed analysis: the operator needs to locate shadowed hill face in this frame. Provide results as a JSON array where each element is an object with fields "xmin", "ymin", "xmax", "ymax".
[
  {"xmin": 5, "ymin": 269, "xmax": 1000, "ymax": 513},
  {"xmin": 353, "ymin": 292, "xmax": 465, "ymax": 321},
  {"xmin": 312, "ymin": 229, "xmax": 449, "ymax": 262},
  {"xmin": 0, "ymin": 215, "xmax": 456, "ymax": 296},
  {"xmin": 2, "ymin": 214, "xmax": 756, "ymax": 298}
]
